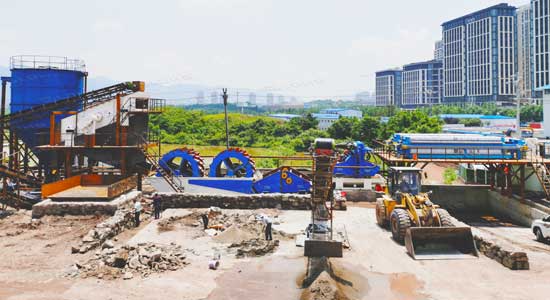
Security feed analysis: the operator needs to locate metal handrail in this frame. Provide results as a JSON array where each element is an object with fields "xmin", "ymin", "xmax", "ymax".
[{"xmin": 10, "ymin": 55, "xmax": 86, "ymax": 72}]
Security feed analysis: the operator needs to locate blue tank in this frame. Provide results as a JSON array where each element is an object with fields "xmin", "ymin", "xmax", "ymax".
[
  {"xmin": 9, "ymin": 56, "xmax": 86, "ymax": 113},
  {"xmin": 6, "ymin": 56, "xmax": 87, "ymax": 148}
]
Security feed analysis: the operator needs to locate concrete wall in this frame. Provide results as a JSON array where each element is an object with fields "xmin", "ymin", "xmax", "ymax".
[
  {"xmin": 423, "ymin": 184, "xmax": 491, "ymax": 213},
  {"xmin": 486, "ymin": 191, "xmax": 550, "ymax": 227},
  {"xmin": 159, "ymin": 193, "xmax": 311, "ymax": 210},
  {"xmin": 423, "ymin": 184, "xmax": 549, "ymax": 226}
]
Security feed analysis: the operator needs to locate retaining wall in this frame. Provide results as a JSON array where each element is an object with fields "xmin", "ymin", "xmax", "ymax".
[
  {"xmin": 159, "ymin": 193, "xmax": 311, "ymax": 210},
  {"xmin": 424, "ymin": 184, "xmax": 491, "ymax": 213},
  {"xmin": 32, "ymin": 191, "xmax": 141, "ymax": 219}
]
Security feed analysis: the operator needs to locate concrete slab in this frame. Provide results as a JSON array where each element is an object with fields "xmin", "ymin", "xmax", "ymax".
[
  {"xmin": 32, "ymin": 191, "xmax": 141, "ymax": 218},
  {"xmin": 49, "ymin": 185, "xmax": 110, "ymax": 199}
]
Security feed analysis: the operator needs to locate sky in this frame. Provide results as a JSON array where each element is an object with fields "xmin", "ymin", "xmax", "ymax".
[{"xmin": 0, "ymin": 0, "xmax": 530, "ymax": 100}]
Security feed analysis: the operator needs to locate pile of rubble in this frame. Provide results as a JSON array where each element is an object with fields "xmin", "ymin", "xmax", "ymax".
[
  {"xmin": 74, "ymin": 242, "xmax": 188, "ymax": 280},
  {"xmin": 474, "ymin": 236, "xmax": 529, "ymax": 270},
  {"xmin": 73, "ymin": 209, "xmax": 135, "ymax": 254},
  {"xmin": 228, "ymin": 238, "xmax": 279, "ymax": 258}
]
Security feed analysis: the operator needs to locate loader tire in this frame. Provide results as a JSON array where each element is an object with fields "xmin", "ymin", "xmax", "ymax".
[
  {"xmin": 375, "ymin": 199, "xmax": 387, "ymax": 227},
  {"xmin": 390, "ymin": 209, "xmax": 411, "ymax": 244},
  {"xmin": 437, "ymin": 209, "xmax": 454, "ymax": 227}
]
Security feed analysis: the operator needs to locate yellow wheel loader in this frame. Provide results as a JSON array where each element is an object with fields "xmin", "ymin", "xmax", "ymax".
[{"xmin": 376, "ymin": 167, "xmax": 478, "ymax": 260}]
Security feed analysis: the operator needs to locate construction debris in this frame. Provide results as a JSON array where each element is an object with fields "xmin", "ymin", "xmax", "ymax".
[
  {"xmin": 73, "ymin": 242, "xmax": 188, "ymax": 280},
  {"xmin": 73, "ymin": 209, "xmax": 136, "ymax": 254},
  {"xmin": 474, "ymin": 236, "xmax": 530, "ymax": 270},
  {"xmin": 229, "ymin": 238, "xmax": 279, "ymax": 258}
]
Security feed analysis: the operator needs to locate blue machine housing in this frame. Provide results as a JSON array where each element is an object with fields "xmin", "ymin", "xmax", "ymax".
[
  {"xmin": 209, "ymin": 149, "xmax": 256, "ymax": 178},
  {"xmin": 253, "ymin": 167, "xmax": 311, "ymax": 194},
  {"xmin": 391, "ymin": 133, "xmax": 527, "ymax": 160},
  {"xmin": 334, "ymin": 142, "xmax": 380, "ymax": 178},
  {"xmin": 158, "ymin": 148, "xmax": 204, "ymax": 177}
]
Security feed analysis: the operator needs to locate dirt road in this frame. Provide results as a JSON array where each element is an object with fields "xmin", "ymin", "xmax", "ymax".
[{"xmin": 1, "ymin": 207, "xmax": 549, "ymax": 300}]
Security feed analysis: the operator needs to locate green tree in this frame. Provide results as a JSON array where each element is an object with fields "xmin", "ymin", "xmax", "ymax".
[
  {"xmin": 351, "ymin": 116, "xmax": 380, "ymax": 145},
  {"xmin": 459, "ymin": 118, "xmax": 482, "ymax": 127},
  {"xmin": 327, "ymin": 117, "xmax": 360, "ymax": 140},
  {"xmin": 379, "ymin": 110, "xmax": 442, "ymax": 139},
  {"xmin": 291, "ymin": 129, "xmax": 329, "ymax": 152}
]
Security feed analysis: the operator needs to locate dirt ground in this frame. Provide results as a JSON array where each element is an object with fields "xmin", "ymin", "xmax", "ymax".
[{"xmin": 1, "ymin": 206, "xmax": 550, "ymax": 300}]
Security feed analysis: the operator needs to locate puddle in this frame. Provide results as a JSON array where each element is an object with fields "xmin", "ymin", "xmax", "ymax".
[
  {"xmin": 206, "ymin": 256, "xmax": 427, "ymax": 300},
  {"xmin": 299, "ymin": 260, "xmax": 427, "ymax": 300}
]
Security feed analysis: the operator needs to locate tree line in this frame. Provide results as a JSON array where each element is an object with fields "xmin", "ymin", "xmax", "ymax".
[{"xmin": 150, "ymin": 107, "xmax": 443, "ymax": 153}]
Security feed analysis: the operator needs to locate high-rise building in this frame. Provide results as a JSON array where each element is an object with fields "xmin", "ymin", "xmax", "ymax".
[
  {"xmin": 375, "ymin": 69, "xmax": 402, "ymax": 107},
  {"xmin": 401, "ymin": 60, "xmax": 443, "ymax": 108},
  {"xmin": 196, "ymin": 91, "xmax": 205, "ymax": 105},
  {"xmin": 277, "ymin": 95, "xmax": 285, "ymax": 104},
  {"xmin": 266, "ymin": 93, "xmax": 274, "ymax": 106},
  {"xmin": 210, "ymin": 91, "xmax": 219, "ymax": 104},
  {"xmin": 442, "ymin": 3, "xmax": 516, "ymax": 105},
  {"xmin": 434, "ymin": 40, "xmax": 444, "ymax": 61},
  {"xmin": 517, "ymin": 4, "xmax": 533, "ymax": 101},
  {"xmin": 249, "ymin": 92, "xmax": 257, "ymax": 105},
  {"xmin": 532, "ymin": 0, "xmax": 550, "ymax": 99}
]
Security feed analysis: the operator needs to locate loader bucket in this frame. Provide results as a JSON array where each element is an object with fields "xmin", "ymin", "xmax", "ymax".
[
  {"xmin": 405, "ymin": 227, "xmax": 478, "ymax": 260},
  {"xmin": 304, "ymin": 240, "xmax": 343, "ymax": 258}
]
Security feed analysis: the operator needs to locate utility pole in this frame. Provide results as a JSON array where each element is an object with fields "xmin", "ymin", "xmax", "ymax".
[
  {"xmin": 513, "ymin": 75, "xmax": 521, "ymax": 138},
  {"xmin": 222, "ymin": 88, "xmax": 230, "ymax": 149}
]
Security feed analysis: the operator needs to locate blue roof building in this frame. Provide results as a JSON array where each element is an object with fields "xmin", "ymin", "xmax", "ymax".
[
  {"xmin": 269, "ymin": 114, "xmax": 300, "ymax": 122},
  {"xmin": 441, "ymin": 3, "xmax": 517, "ymax": 105},
  {"xmin": 312, "ymin": 113, "xmax": 340, "ymax": 131}
]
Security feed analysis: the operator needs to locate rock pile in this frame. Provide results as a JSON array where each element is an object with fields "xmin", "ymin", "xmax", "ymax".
[
  {"xmin": 73, "ymin": 209, "xmax": 134, "ymax": 254},
  {"xmin": 229, "ymin": 238, "xmax": 279, "ymax": 258},
  {"xmin": 75, "ymin": 242, "xmax": 188, "ymax": 279},
  {"xmin": 474, "ymin": 236, "xmax": 529, "ymax": 270}
]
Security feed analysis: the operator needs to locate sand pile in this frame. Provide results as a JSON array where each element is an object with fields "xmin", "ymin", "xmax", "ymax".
[
  {"xmin": 302, "ymin": 271, "xmax": 350, "ymax": 300},
  {"xmin": 213, "ymin": 224, "xmax": 257, "ymax": 244}
]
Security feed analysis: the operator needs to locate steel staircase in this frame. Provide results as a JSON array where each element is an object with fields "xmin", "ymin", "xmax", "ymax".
[
  {"xmin": 137, "ymin": 133, "xmax": 184, "ymax": 193},
  {"xmin": 531, "ymin": 161, "xmax": 550, "ymax": 200}
]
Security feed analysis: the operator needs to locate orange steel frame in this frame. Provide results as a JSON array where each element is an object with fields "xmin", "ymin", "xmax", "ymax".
[{"xmin": 49, "ymin": 111, "xmax": 77, "ymax": 146}]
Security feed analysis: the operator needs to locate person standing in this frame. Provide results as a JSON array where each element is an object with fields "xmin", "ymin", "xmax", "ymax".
[
  {"xmin": 261, "ymin": 214, "xmax": 272, "ymax": 241},
  {"xmin": 201, "ymin": 212, "xmax": 209, "ymax": 230},
  {"xmin": 152, "ymin": 193, "xmax": 162, "ymax": 220},
  {"xmin": 134, "ymin": 199, "xmax": 143, "ymax": 227}
]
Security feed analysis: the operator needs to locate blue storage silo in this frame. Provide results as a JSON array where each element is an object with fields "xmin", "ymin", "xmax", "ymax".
[
  {"xmin": 9, "ymin": 55, "xmax": 86, "ymax": 113},
  {"xmin": 6, "ymin": 56, "xmax": 87, "ymax": 148}
]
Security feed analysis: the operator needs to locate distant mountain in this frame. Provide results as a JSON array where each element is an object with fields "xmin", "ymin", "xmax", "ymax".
[{"xmin": 0, "ymin": 68, "xmax": 307, "ymax": 107}]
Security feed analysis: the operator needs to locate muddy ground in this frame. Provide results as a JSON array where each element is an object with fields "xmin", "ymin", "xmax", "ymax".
[{"xmin": 1, "ymin": 205, "xmax": 550, "ymax": 300}]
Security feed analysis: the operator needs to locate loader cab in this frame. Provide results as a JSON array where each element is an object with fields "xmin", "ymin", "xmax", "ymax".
[{"xmin": 388, "ymin": 167, "xmax": 422, "ymax": 197}]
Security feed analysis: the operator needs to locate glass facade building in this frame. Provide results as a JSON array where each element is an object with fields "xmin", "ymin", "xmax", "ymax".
[
  {"xmin": 375, "ymin": 69, "xmax": 402, "ymax": 107},
  {"xmin": 532, "ymin": 0, "xmax": 550, "ymax": 99},
  {"xmin": 401, "ymin": 60, "xmax": 443, "ymax": 108},
  {"xmin": 441, "ymin": 3, "xmax": 517, "ymax": 105},
  {"xmin": 518, "ymin": 4, "xmax": 533, "ymax": 101},
  {"xmin": 434, "ymin": 40, "xmax": 444, "ymax": 61}
]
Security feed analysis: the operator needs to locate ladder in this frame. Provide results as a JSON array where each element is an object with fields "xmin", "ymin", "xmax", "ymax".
[
  {"xmin": 531, "ymin": 161, "xmax": 550, "ymax": 200},
  {"xmin": 137, "ymin": 133, "xmax": 184, "ymax": 193}
]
